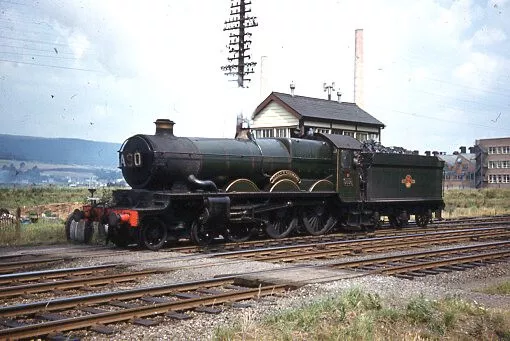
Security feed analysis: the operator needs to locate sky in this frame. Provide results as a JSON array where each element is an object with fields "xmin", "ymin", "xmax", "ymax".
[{"xmin": 0, "ymin": 0, "xmax": 509, "ymax": 154}]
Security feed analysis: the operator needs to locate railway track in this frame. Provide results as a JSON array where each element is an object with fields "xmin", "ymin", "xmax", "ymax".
[
  {"xmin": 0, "ymin": 264, "xmax": 117, "ymax": 285},
  {"xmin": 324, "ymin": 240, "xmax": 510, "ymax": 279},
  {"xmin": 1, "ymin": 240, "xmax": 507, "ymax": 340},
  {"xmin": 0, "ymin": 256, "xmax": 67, "ymax": 275},
  {"xmin": 0, "ymin": 268, "xmax": 162, "ymax": 299},
  {"xmin": 0, "ymin": 278, "xmax": 291, "ymax": 340},
  {"xmin": 1, "ymin": 218, "xmax": 508, "ymax": 340},
  {"xmin": 171, "ymin": 217, "xmax": 510, "ymax": 254},
  {"xmin": 203, "ymin": 226, "xmax": 510, "ymax": 263},
  {"xmin": 435, "ymin": 214, "xmax": 510, "ymax": 225}
]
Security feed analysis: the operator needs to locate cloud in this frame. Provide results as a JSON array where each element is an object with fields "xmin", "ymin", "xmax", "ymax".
[
  {"xmin": 1, "ymin": 0, "xmax": 509, "ymax": 154},
  {"xmin": 471, "ymin": 26, "xmax": 507, "ymax": 45}
]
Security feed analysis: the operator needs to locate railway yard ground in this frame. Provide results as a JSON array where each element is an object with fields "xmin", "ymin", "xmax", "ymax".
[{"xmin": 0, "ymin": 215, "xmax": 510, "ymax": 340}]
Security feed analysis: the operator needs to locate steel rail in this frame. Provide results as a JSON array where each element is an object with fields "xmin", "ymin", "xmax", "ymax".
[
  {"xmin": 325, "ymin": 240, "xmax": 510, "ymax": 269},
  {"xmin": 0, "ymin": 269, "xmax": 159, "ymax": 299},
  {"xmin": 0, "ymin": 264, "xmax": 117, "ymax": 285},
  {"xmin": 0, "ymin": 284, "xmax": 290, "ymax": 340},
  {"xmin": 171, "ymin": 219, "xmax": 510, "ymax": 254},
  {"xmin": 210, "ymin": 227, "xmax": 510, "ymax": 260},
  {"xmin": 375, "ymin": 249, "xmax": 510, "ymax": 276},
  {"xmin": 0, "ymin": 258, "xmax": 65, "ymax": 273},
  {"xmin": 248, "ymin": 229, "xmax": 510, "ymax": 262},
  {"xmin": 432, "ymin": 215, "xmax": 510, "ymax": 225},
  {"xmin": 0, "ymin": 278, "xmax": 236, "ymax": 318}
]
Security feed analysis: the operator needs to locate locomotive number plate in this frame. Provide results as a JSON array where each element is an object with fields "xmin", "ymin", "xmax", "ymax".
[{"xmin": 120, "ymin": 152, "xmax": 142, "ymax": 167}]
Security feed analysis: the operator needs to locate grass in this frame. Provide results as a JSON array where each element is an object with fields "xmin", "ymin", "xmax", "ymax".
[
  {"xmin": 214, "ymin": 289, "xmax": 510, "ymax": 340},
  {"xmin": 479, "ymin": 281, "xmax": 510, "ymax": 296},
  {"xmin": 0, "ymin": 218, "xmax": 107, "ymax": 246},
  {"xmin": 443, "ymin": 188, "xmax": 510, "ymax": 218},
  {"xmin": 0, "ymin": 186, "xmax": 116, "ymax": 246},
  {"xmin": 0, "ymin": 220, "xmax": 67, "ymax": 246},
  {"xmin": 0, "ymin": 187, "xmax": 90, "ymax": 211}
]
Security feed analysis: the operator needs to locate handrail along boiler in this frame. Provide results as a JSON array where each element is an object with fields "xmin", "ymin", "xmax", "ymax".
[{"xmin": 66, "ymin": 119, "xmax": 444, "ymax": 250}]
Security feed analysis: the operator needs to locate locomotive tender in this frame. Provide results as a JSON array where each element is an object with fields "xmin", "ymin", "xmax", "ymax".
[{"xmin": 67, "ymin": 119, "xmax": 444, "ymax": 250}]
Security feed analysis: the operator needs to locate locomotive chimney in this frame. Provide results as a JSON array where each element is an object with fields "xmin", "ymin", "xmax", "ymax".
[
  {"xmin": 155, "ymin": 119, "xmax": 175, "ymax": 136},
  {"xmin": 459, "ymin": 146, "xmax": 466, "ymax": 154},
  {"xmin": 425, "ymin": 151, "xmax": 431, "ymax": 156}
]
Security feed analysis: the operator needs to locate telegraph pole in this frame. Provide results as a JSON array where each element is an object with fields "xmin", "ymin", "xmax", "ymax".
[{"xmin": 221, "ymin": 0, "xmax": 258, "ymax": 88}]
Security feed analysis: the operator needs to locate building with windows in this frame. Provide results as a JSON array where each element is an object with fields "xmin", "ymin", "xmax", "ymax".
[
  {"xmin": 438, "ymin": 147, "xmax": 476, "ymax": 189},
  {"xmin": 474, "ymin": 137, "xmax": 510, "ymax": 188},
  {"xmin": 251, "ymin": 92, "xmax": 385, "ymax": 141}
]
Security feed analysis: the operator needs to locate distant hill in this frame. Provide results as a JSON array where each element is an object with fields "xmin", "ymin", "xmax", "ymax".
[{"xmin": 0, "ymin": 134, "xmax": 119, "ymax": 168}]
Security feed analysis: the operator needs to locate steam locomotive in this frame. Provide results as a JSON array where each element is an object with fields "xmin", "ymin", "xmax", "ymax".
[{"xmin": 66, "ymin": 119, "xmax": 444, "ymax": 250}]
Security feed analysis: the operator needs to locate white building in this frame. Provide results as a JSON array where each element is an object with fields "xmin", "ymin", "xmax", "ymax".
[{"xmin": 251, "ymin": 92, "xmax": 385, "ymax": 142}]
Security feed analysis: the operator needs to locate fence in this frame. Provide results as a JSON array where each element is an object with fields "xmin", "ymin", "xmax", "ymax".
[{"xmin": 0, "ymin": 215, "xmax": 15, "ymax": 227}]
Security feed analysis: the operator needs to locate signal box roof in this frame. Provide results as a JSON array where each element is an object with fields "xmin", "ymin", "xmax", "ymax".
[{"xmin": 253, "ymin": 92, "xmax": 385, "ymax": 128}]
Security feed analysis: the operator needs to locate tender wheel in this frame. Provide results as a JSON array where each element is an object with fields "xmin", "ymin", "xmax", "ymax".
[
  {"xmin": 302, "ymin": 205, "xmax": 337, "ymax": 236},
  {"xmin": 140, "ymin": 218, "xmax": 168, "ymax": 251},
  {"xmin": 224, "ymin": 223, "xmax": 253, "ymax": 242},
  {"xmin": 190, "ymin": 220, "xmax": 214, "ymax": 246},
  {"xmin": 264, "ymin": 208, "xmax": 298, "ymax": 239},
  {"xmin": 389, "ymin": 212, "xmax": 409, "ymax": 228},
  {"xmin": 388, "ymin": 215, "xmax": 402, "ymax": 228},
  {"xmin": 415, "ymin": 214, "xmax": 429, "ymax": 227},
  {"xmin": 365, "ymin": 212, "xmax": 381, "ymax": 232}
]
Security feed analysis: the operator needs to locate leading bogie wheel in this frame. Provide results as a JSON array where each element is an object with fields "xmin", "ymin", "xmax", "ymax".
[
  {"xmin": 190, "ymin": 220, "xmax": 214, "ymax": 246},
  {"xmin": 140, "ymin": 217, "xmax": 168, "ymax": 251},
  {"xmin": 110, "ymin": 227, "xmax": 130, "ymax": 248}
]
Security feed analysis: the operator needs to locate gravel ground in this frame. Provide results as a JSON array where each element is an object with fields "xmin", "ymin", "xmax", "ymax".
[
  {"xmin": 79, "ymin": 263, "xmax": 510, "ymax": 341},
  {"xmin": 2, "ymin": 243, "xmax": 509, "ymax": 340}
]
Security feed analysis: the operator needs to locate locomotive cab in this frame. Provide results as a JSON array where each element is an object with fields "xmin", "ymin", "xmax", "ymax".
[{"xmin": 315, "ymin": 133, "xmax": 362, "ymax": 202}]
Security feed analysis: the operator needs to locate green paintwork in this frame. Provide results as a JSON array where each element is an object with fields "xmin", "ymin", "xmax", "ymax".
[
  {"xmin": 364, "ymin": 153, "xmax": 444, "ymax": 201},
  {"xmin": 191, "ymin": 137, "xmax": 334, "ymax": 189},
  {"xmin": 336, "ymin": 149, "xmax": 360, "ymax": 201}
]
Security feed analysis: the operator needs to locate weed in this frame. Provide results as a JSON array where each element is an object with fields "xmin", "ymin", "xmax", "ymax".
[
  {"xmin": 0, "ymin": 220, "xmax": 66, "ymax": 245},
  {"xmin": 443, "ymin": 189, "xmax": 510, "ymax": 218},
  {"xmin": 406, "ymin": 295, "xmax": 434, "ymax": 323},
  {"xmin": 214, "ymin": 289, "xmax": 510, "ymax": 341},
  {"xmin": 479, "ymin": 281, "xmax": 510, "ymax": 296}
]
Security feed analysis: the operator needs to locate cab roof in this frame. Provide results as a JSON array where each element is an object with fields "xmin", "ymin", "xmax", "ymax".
[{"xmin": 315, "ymin": 133, "xmax": 362, "ymax": 150}]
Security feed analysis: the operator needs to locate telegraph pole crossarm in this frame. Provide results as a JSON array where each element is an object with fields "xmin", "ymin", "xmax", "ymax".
[{"xmin": 221, "ymin": 0, "xmax": 258, "ymax": 88}]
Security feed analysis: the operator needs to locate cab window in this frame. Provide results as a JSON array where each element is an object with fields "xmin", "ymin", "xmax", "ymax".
[{"xmin": 341, "ymin": 150, "xmax": 353, "ymax": 169}]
